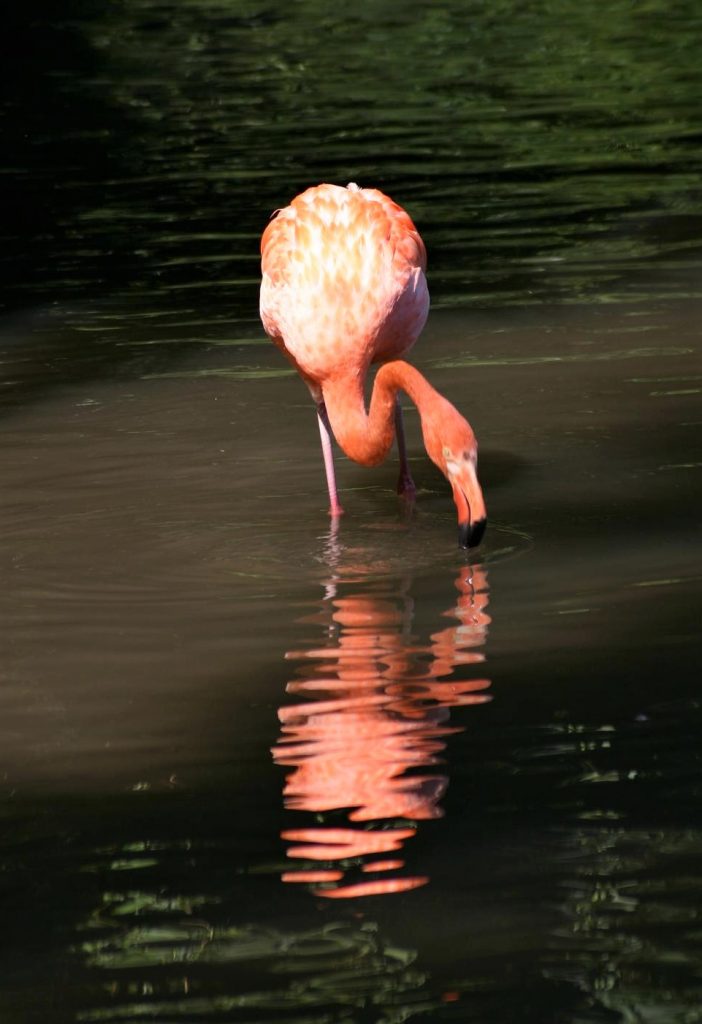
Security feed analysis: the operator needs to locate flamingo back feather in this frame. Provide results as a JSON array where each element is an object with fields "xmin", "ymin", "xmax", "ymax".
[{"xmin": 260, "ymin": 183, "xmax": 430, "ymax": 385}]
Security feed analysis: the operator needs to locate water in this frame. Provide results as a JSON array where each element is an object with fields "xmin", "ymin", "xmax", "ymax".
[{"xmin": 2, "ymin": 3, "xmax": 702, "ymax": 1022}]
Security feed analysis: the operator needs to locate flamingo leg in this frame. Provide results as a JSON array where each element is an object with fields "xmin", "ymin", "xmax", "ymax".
[
  {"xmin": 394, "ymin": 399, "xmax": 417, "ymax": 500},
  {"xmin": 316, "ymin": 402, "xmax": 344, "ymax": 516}
]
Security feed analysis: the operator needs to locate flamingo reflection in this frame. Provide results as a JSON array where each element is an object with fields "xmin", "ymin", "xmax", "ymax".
[{"xmin": 272, "ymin": 561, "xmax": 491, "ymax": 898}]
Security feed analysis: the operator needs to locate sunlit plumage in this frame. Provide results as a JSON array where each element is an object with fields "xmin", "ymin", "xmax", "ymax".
[{"xmin": 260, "ymin": 182, "xmax": 486, "ymax": 547}]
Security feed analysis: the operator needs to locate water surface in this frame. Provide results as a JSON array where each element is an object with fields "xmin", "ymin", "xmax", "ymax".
[{"xmin": 2, "ymin": 3, "xmax": 702, "ymax": 1022}]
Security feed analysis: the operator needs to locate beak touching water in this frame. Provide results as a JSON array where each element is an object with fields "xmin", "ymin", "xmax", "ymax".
[{"xmin": 451, "ymin": 461, "xmax": 487, "ymax": 549}]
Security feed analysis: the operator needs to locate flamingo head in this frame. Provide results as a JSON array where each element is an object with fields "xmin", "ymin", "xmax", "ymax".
[{"xmin": 423, "ymin": 405, "xmax": 487, "ymax": 549}]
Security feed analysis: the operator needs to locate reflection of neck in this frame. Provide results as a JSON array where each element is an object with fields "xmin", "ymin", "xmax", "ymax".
[{"xmin": 322, "ymin": 360, "xmax": 451, "ymax": 467}]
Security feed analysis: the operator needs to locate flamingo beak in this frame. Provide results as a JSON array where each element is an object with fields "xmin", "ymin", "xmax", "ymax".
[{"xmin": 451, "ymin": 462, "xmax": 487, "ymax": 549}]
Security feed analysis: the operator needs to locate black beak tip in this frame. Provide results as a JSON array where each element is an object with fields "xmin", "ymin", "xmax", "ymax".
[{"xmin": 458, "ymin": 517, "xmax": 487, "ymax": 550}]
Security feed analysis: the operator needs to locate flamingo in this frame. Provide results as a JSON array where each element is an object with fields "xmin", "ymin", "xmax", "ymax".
[{"xmin": 259, "ymin": 182, "xmax": 487, "ymax": 547}]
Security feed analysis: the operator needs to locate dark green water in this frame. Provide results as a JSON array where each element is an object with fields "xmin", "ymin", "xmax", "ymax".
[{"xmin": 1, "ymin": 3, "xmax": 701, "ymax": 1022}]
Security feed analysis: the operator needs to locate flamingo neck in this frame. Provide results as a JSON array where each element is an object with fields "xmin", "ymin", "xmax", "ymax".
[{"xmin": 322, "ymin": 360, "xmax": 446, "ymax": 467}]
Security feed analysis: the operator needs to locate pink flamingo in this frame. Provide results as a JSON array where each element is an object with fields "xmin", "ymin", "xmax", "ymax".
[{"xmin": 260, "ymin": 183, "xmax": 486, "ymax": 547}]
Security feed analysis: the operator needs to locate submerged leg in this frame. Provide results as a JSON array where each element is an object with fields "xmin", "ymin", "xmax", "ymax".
[
  {"xmin": 394, "ymin": 399, "xmax": 417, "ymax": 500},
  {"xmin": 316, "ymin": 401, "xmax": 344, "ymax": 517}
]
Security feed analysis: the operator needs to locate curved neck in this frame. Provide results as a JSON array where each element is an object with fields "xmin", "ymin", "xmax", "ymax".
[{"xmin": 322, "ymin": 360, "xmax": 449, "ymax": 467}]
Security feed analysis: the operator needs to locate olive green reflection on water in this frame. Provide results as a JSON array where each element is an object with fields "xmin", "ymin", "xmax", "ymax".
[
  {"xmin": 80, "ymin": 916, "xmax": 437, "ymax": 1022},
  {"xmin": 551, "ymin": 826, "xmax": 702, "ymax": 1020},
  {"xmin": 4, "ymin": 0, "xmax": 702, "ymax": 316}
]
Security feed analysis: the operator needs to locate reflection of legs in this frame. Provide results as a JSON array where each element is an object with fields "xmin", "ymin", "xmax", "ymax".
[
  {"xmin": 317, "ymin": 402, "xmax": 344, "ymax": 517},
  {"xmin": 395, "ymin": 399, "xmax": 416, "ymax": 500}
]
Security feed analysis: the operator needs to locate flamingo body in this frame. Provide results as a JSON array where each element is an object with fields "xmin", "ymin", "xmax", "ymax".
[
  {"xmin": 261, "ymin": 183, "xmax": 429, "ymax": 390},
  {"xmin": 260, "ymin": 183, "xmax": 487, "ymax": 547}
]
